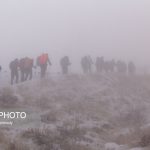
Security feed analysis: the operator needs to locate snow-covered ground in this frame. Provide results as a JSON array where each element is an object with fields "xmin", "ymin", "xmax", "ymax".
[{"xmin": 0, "ymin": 73, "xmax": 150, "ymax": 150}]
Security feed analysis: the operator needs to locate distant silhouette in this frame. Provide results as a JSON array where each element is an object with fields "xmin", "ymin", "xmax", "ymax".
[
  {"xmin": 103, "ymin": 59, "xmax": 116, "ymax": 73},
  {"xmin": 116, "ymin": 60, "xmax": 127, "ymax": 74},
  {"xmin": 60, "ymin": 56, "xmax": 71, "ymax": 74},
  {"xmin": 81, "ymin": 56, "xmax": 88, "ymax": 74},
  {"xmin": 109, "ymin": 59, "xmax": 116, "ymax": 72},
  {"xmin": 104, "ymin": 61, "xmax": 109, "ymax": 73},
  {"xmin": 95, "ymin": 57, "xmax": 104, "ymax": 73},
  {"xmin": 128, "ymin": 61, "xmax": 136, "ymax": 75},
  {"xmin": 37, "ymin": 53, "xmax": 51, "ymax": 78},
  {"xmin": 81, "ymin": 56, "xmax": 93, "ymax": 74},
  {"xmin": 9, "ymin": 59, "xmax": 19, "ymax": 85}
]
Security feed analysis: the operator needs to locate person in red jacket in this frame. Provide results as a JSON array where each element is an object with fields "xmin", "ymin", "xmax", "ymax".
[{"xmin": 37, "ymin": 53, "xmax": 51, "ymax": 78}]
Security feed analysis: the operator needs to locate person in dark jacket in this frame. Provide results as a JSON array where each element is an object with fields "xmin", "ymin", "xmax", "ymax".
[
  {"xmin": 81, "ymin": 56, "xmax": 93, "ymax": 74},
  {"xmin": 116, "ymin": 60, "xmax": 127, "ymax": 74},
  {"xmin": 9, "ymin": 59, "xmax": 19, "ymax": 85},
  {"xmin": 19, "ymin": 57, "xmax": 34, "ymax": 82},
  {"xmin": 95, "ymin": 57, "xmax": 104, "ymax": 73},
  {"xmin": 128, "ymin": 61, "xmax": 136, "ymax": 75},
  {"xmin": 60, "ymin": 56, "xmax": 71, "ymax": 74},
  {"xmin": 109, "ymin": 59, "xmax": 116, "ymax": 72},
  {"xmin": 81, "ymin": 56, "xmax": 88, "ymax": 74}
]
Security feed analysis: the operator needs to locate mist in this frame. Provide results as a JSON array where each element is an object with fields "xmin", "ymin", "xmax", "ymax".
[
  {"xmin": 0, "ymin": 0, "xmax": 150, "ymax": 72},
  {"xmin": 1, "ymin": 1, "xmax": 150, "ymax": 149}
]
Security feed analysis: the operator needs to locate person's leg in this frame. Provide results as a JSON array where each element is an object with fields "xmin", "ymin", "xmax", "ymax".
[
  {"xmin": 11, "ymin": 70, "xmax": 14, "ymax": 85},
  {"xmin": 41, "ymin": 65, "xmax": 44, "ymax": 78},
  {"xmin": 43, "ymin": 65, "xmax": 47, "ymax": 77},
  {"xmin": 21, "ymin": 70, "xmax": 24, "ymax": 82},
  {"xmin": 62, "ymin": 66, "xmax": 65, "ymax": 74},
  {"xmin": 15, "ymin": 71, "xmax": 19, "ymax": 84},
  {"xmin": 29, "ymin": 69, "xmax": 32, "ymax": 80},
  {"xmin": 24, "ymin": 69, "xmax": 29, "ymax": 81},
  {"xmin": 65, "ymin": 66, "xmax": 68, "ymax": 74},
  {"xmin": 24, "ymin": 72, "xmax": 28, "ymax": 81}
]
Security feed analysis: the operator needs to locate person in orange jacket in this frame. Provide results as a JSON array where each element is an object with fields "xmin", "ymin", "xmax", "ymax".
[{"xmin": 37, "ymin": 53, "xmax": 52, "ymax": 78}]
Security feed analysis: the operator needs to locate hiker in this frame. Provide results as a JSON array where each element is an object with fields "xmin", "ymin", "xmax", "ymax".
[
  {"xmin": 9, "ymin": 59, "xmax": 19, "ymax": 85},
  {"xmin": 81, "ymin": 56, "xmax": 93, "ymax": 74},
  {"xmin": 81, "ymin": 56, "xmax": 88, "ymax": 74},
  {"xmin": 95, "ymin": 57, "xmax": 104, "ymax": 73},
  {"xmin": 128, "ymin": 61, "xmax": 136, "ymax": 75},
  {"xmin": 37, "ymin": 53, "xmax": 51, "ymax": 78},
  {"xmin": 60, "ymin": 56, "xmax": 71, "ymax": 74},
  {"xmin": 121, "ymin": 61, "xmax": 127, "ymax": 74},
  {"xmin": 19, "ymin": 57, "xmax": 34, "ymax": 82},
  {"xmin": 103, "ymin": 61, "xmax": 109, "ymax": 73},
  {"xmin": 87, "ymin": 55, "xmax": 93, "ymax": 73},
  {"xmin": 103, "ymin": 59, "xmax": 116, "ymax": 73},
  {"xmin": 109, "ymin": 59, "xmax": 116, "ymax": 72},
  {"xmin": 116, "ymin": 60, "xmax": 127, "ymax": 74}
]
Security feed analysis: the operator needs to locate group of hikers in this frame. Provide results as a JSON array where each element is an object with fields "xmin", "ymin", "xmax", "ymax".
[
  {"xmin": 6, "ymin": 53, "xmax": 136, "ymax": 85},
  {"xmin": 9, "ymin": 53, "xmax": 51, "ymax": 85},
  {"xmin": 81, "ymin": 56, "xmax": 136, "ymax": 75}
]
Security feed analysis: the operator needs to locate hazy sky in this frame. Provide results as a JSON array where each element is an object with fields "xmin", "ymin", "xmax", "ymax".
[{"xmin": 0, "ymin": 0, "xmax": 150, "ymax": 71}]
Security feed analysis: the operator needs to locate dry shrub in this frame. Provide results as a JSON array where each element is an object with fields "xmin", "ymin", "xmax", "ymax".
[
  {"xmin": 138, "ymin": 127, "xmax": 150, "ymax": 147},
  {"xmin": 21, "ymin": 125, "xmax": 89, "ymax": 150},
  {"xmin": 112, "ymin": 106, "xmax": 147, "ymax": 129},
  {"xmin": 0, "ymin": 131, "xmax": 31, "ymax": 150},
  {"xmin": 5, "ymin": 140, "xmax": 31, "ymax": 150},
  {"xmin": 109, "ymin": 106, "xmax": 148, "ymax": 146},
  {"xmin": 21, "ymin": 128, "xmax": 56, "ymax": 148},
  {"xmin": 139, "ymin": 134, "xmax": 150, "ymax": 147},
  {"xmin": 57, "ymin": 124, "xmax": 87, "ymax": 142},
  {"xmin": 113, "ymin": 126, "xmax": 150, "ymax": 147}
]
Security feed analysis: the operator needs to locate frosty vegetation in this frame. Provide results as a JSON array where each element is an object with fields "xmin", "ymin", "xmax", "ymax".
[{"xmin": 0, "ymin": 73, "xmax": 150, "ymax": 150}]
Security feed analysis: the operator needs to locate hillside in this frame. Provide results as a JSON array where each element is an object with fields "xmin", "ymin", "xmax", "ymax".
[{"xmin": 0, "ymin": 73, "xmax": 150, "ymax": 150}]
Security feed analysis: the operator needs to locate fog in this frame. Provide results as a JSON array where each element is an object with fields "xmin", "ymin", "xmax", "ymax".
[
  {"xmin": 1, "ymin": 1, "xmax": 150, "ymax": 149},
  {"xmin": 0, "ymin": 0, "xmax": 150, "ymax": 72}
]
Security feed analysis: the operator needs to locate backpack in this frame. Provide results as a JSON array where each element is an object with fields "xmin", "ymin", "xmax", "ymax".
[
  {"xmin": 39, "ymin": 54, "xmax": 48, "ymax": 65},
  {"xmin": 24, "ymin": 58, "xmax": 33, "ymax": 69}
]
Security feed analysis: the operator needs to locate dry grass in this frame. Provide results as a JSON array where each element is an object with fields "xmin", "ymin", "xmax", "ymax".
[
  {"xmin": 5, "ymin": 140, "xmax": 31, "ymax": 150},
  {"xmin": 0, "ymin": 74, "xmax": 150, "ymax": 149},
  {"xmin": 111, "ymin": 106, "xmax": 147, "ymax": 129},
  {"xmin": 21, "ymin": 124, "xmax": 90, "ymax": 150}
]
